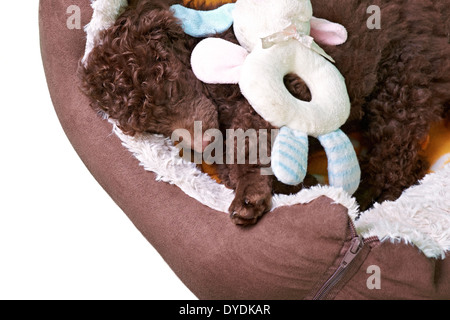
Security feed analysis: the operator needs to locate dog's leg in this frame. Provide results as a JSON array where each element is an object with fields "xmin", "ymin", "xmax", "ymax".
[{"xmin": 217, "ymin": 101, "xmax": 274, "ymax": 226}]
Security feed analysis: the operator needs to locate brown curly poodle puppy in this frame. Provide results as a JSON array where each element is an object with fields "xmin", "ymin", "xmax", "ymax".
[
  {"xmin": 80, "ymin": 0, "xmax": 314, "ymax": 225},
  {"xmin": 80, "ymin": 0, "xmax": 450, "ymax": 225}
]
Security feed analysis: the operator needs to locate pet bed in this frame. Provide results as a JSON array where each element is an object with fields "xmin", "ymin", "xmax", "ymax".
[{"xmin": 39, "ymin": 0, "xmax": 450, "ymax": 299}]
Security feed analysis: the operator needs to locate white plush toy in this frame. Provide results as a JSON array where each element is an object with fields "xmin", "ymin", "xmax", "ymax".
[{"xmin": 172, "ymin": 0, "xmax": 361, "ymax": 194}]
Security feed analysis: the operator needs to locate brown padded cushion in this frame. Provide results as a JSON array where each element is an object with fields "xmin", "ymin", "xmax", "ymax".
[{"xmin": 40, "ymin": 0, "xmax": 450, "ymax": 299}]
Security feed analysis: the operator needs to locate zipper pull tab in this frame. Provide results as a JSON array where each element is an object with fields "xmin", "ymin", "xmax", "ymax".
[
  {"xmin": 341, "ymin": 236, "xmax": 364, "ymax": 268},
  {"xmin": 312, "ymin": 235, "xmax": 365, "ymax": 300}
]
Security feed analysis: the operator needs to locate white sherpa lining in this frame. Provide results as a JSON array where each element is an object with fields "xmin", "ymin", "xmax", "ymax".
[
  {"xmin": 355, "ymin": 165, "xmax": 450, "ymax": 259},
  {"xmin": 82, "ymin": 0, "xmax": 128, "ymax": 64},
  {"xmin": 84, "ymin": 0, "xmax": 450, "ymax": 259}
]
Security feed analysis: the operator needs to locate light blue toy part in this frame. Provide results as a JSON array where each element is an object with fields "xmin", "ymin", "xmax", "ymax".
[
  {"xmin": 271, "ymin": 127, "xmax": 308, "ymax": 186},
  {"xmin": 271, "ymin": 127, "xmax": 360, "ymax": 194},
  {"xmin": 170, "ymin": 3, "xmax": 236, "ymax": 38},
  {"xmin": 317, "ymin": 129, "xmax": 361, "ymax": 194}
]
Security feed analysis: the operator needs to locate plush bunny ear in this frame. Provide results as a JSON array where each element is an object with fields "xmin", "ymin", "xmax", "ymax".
[
  {"xmin": 310, "ymin": 17, "xmax": 348, "ymax": 46},
  {"xmin": 191, "ymin": 38, "xmax": 248, "ymax": 84}
]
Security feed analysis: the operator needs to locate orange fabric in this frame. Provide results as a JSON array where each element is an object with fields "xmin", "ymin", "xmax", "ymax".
[
  {"xmin": 421, "ymin": 121, "xmax": 450, "ymax": 173},
  {"xmin": 175, "ymin": 141, "xmax": 222, "ymax": 183},
  {"xmin": 201, "ymin": 163, "xmax": 222, "ymax": 183},
  {"xmin": 183, "ymin": 0, "xmax": 236, "ymax": 10}
]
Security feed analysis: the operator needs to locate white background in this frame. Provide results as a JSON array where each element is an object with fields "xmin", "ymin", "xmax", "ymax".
[{"xmin": 0, "ymin": 1, "xmax": 196, "ymax": 300}]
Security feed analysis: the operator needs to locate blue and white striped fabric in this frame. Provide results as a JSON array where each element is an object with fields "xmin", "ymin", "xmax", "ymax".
[
  {"xmin": 271, "ymin": 127, "xmax": 308, "ymax": 185},
  {"xmin": 318, "ymin": 129, "xmax": 361, "ymax": 194},
  {"xmin": 271, "ymin": 127, "xmax": 361, "ymax": 194}
]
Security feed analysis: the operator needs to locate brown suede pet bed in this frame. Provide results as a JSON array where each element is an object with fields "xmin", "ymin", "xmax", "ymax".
[{"xmin": 39, "ymin": 0, "xmax": 450, "ymax": 299}]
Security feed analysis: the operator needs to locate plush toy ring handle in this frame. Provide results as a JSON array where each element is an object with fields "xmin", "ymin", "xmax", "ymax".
[{"xmin": 239, "ymin": 40, "xmax": 350, "ymax": 137}]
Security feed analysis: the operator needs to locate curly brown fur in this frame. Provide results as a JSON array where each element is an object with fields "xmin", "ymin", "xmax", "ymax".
[
  {"xmin": 80, "ymin": 0, "xmax": 218, "ymax": 148},
  {"xmin": 79, "ymin": 0, "xmax": 450, "ymax": 225},
  {"xmin": 311, "ymin": 0, "xmax": 450, "ymax": 208}
]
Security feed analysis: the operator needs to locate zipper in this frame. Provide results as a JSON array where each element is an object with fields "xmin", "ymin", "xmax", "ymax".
[{"xmin": 312, "ymin": 221, "xmax": 378, "ymax": 300}]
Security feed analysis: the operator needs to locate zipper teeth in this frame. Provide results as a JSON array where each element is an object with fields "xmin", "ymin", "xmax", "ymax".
[
  {"xmin": 312, "ymin": 220, "xmax": 380, "ymax": 300},
  {"xmin": 348, "ymin": 219, "xmax": 358, "ymax": 238},
  {"xmin": 350, "ymin": 219, "xmax": 380, "ymax": 245},
  {"xmin": 312, "ymin": 265, "xmax": 348, "ymax": 300},
  {"xmin": 312, "ymin": 220, "xmax": 365, "ymax": 300},
  {"xmin": 312, "ymin": 236, "xmax": 363, "ymax": 300},
  {"xmin": 364, "ymin": 236, "xmax": 380, "ymax": 244}
]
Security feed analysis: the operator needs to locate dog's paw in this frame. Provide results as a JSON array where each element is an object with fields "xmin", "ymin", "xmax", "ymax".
[{"xmin": 229, "ymin": 176, "xmax": 272, "ymax": 226}]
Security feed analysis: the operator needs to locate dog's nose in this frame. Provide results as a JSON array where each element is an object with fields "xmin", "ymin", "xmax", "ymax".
[
  {"xmin": 202, "ymin": 138, "xmax": 211, "ymax": 151},
  {"xmin": 193, "ymin": 134, "xmax": 212, "ymax": 153}
]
